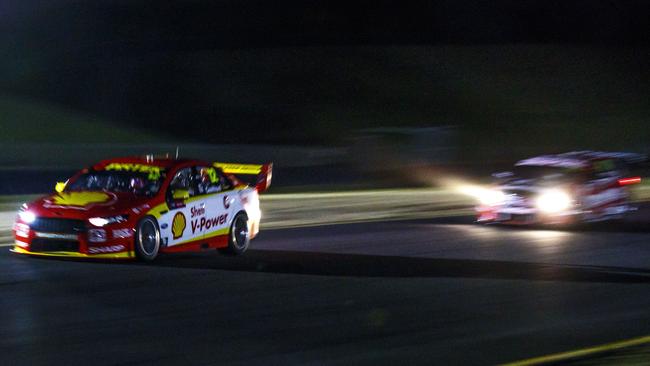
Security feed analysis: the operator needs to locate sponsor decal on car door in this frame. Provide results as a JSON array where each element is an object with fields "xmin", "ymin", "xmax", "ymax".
[
  {"xmin": 160, "ymin": 198, "xmax": 210, "ymax": 247},
  {"xmin": 201, "ymin": 191, "xmax": 235, "ymax": 240}
]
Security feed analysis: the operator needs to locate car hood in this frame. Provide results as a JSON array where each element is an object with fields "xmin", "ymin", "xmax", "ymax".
[
  {"xmin": 499, "ymin": 183, "xmax": 542, "ymax": 192},
  {"xmin": 25, "ymin": 191, "xmax": 156, "ymax": 220}
]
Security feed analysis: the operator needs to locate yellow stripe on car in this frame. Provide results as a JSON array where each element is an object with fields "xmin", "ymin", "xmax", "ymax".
[
  {"xmin": 204, "ymin": 228, "xmax": 229, "ymax": 240},
  {"xmin": 11, "ymin": 245, "xmax": 134, "ymax": 259},
  {"xmin": 146, "ymin": 202, "xmax": 170, "ymax": 219},
  {"xmin": 213, "ymin": 162, "xmax": 262, "ymax": 175},
  {"xmin": 104, "ymin": 163, "xmax": 163, "ymax": 180},
  {"xmin": 168, "ymin": 227, "xmax": 229, "ymax": 246}
]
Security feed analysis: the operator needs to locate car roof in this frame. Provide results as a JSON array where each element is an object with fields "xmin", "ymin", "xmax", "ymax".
[
  {"xmin": 91, "ymin": 156, "xmax": 208, "ymax": 170},
  {"xmin": 516, "ymin": 150, "xmax": 646, "ymax": 168}
]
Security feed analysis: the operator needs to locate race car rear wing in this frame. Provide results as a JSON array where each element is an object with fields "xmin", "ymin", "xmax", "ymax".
[{"xmin": 213, "ymin": 162, "xmax": 273, "ymax": 193}]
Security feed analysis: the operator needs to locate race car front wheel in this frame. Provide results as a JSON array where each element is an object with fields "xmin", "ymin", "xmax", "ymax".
[
  {"xmin": 219, "ymin": 212, "xmax": 250, "ymax": 256},
  {"xmin": 135, "ymin": 216, "xmax": 161, "ymax": 261}
]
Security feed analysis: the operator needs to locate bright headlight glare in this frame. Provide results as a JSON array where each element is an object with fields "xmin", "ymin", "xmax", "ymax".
[
  {"xmin": 479, "ymin": 190, "xmax": 505, "ymax": 206},
  {"xmin": 536, "ymin": 190, "xmax": 572, "ymax": 213},
  {"xmin": 89, "ymin": 215, "xmax": 128, "ymax": 227},
  {"xmin": 89, "ymin": 217, "xmax": 110, "ymax": 227},
  {"xmin": 19, "ymin": 211, "xmax": 36, "ymax": 224}
]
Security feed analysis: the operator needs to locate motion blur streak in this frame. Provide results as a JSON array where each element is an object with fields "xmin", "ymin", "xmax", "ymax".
[
  {"xmin": 260, "ymin": 189, "xmax": 473, "ymax": 229},
  {"xmin": 456, "ymin": 185, "xmax": 504, "ymax": 206}
]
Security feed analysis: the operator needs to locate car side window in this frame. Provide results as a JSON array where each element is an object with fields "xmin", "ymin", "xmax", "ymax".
[
  {"xmin": 195, "ymin": 166, "xmax": 230, "ymax": 195},
  {"xmin": 593, "ymin": 159, "xmax": 618, "ymax": 179},
  {"xmin": 168, "ymin": 167, "xmax": 197, "ymax": 197},
  {"xmin": 587, "ymin": 159, "xmax": 629, "ymax": 184}
]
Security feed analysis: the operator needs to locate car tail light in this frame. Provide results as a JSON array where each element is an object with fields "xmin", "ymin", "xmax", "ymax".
[{"xmin": 618, "ymin": 177, "xmax": 641, "ymax": 186}]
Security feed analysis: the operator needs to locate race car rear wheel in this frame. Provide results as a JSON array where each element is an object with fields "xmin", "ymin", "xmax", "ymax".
[
  {"xmin": 135, "ymin": 216, "xmax": 161, "ymax": 261},
  {"xmin": 219, "ymin": 212, "xmax": 250, "ymax": 256}
]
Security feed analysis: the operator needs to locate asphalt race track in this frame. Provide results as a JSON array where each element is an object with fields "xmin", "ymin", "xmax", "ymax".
[{"xmin": 3, "ymin": 216, "xmax": 650, "ymax": 365}]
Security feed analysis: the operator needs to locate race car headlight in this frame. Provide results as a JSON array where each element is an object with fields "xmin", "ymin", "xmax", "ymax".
[
  {"xmin": 536, "ymin": 189, "xmax": 572, "ymax": 213},
  {"xmin": 18, "ymin": 210, "xmax": 36, "ymax": 224},
  {"xmin": 89, "ymin": 215, "xmax": 128, "ymax": 227},
  {"xmin": 478, "ymin": 189, "xmax": 505, "ymax": 206}
]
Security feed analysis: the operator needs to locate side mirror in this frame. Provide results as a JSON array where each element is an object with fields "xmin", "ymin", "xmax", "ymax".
[
  {"xmin": 172, "ymin": 189, "xmax": 190, "ymax": 200},
  {"xmin": 55, "ymin": 182, "xmax": 67, "ymax": 193}
]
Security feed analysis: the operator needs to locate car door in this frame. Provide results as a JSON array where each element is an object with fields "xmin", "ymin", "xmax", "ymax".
[
  {"xmin": 194, "ymin": 166, "xmax": 236, "ymax": 242},
  {"xmin": 158, "ymin": 166, "xmax": 209, "ymax": 248},
  {"xmin": 582, "ymin": 159, "xmax": 628, "ymax": 216}
]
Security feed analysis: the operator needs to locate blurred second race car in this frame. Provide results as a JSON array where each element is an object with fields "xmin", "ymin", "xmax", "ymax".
[{"xmin": 476, "ymin": 151, "xmax": 646, "ymax": 225}]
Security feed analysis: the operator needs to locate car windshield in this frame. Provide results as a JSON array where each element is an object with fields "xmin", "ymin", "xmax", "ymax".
[
  {"xmin": 66, "ymin": 170, "xmax": 165, "ymax": 196},
  {"xmin": 512, "ymin": 165, "xmax": 582, "ymax": 182}
]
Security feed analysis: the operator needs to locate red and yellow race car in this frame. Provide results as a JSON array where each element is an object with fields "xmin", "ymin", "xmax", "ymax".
[{"xmin": 12, "ymin": 156, "xmax": 272, "ymax": 261}]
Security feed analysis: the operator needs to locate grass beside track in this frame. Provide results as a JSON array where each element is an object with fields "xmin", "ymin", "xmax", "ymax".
[{"xmin": 0, "ymin": 95, "xmax": 167, "ymax": 144}]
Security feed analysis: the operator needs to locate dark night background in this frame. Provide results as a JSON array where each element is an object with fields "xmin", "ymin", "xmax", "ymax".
[
  {"xmin": 5, "ymin": 4, "xmax": 650, "ymax": 365},
  {"xmin": 1, "ymin": 0, "xmax": 649, "ymax": 149}
]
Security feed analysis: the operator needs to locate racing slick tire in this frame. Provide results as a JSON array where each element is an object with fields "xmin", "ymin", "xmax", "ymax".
[
  {"xmin": 219, "ymin": 212, "xmax": 250, "ymax": 256},
  {"xmin": 135, "ymin": 216, "xmax": 161, "ymax": 261}
]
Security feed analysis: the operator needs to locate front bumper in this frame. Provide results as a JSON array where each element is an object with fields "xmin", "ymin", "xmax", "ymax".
[
  {"xmin": 477, "ymin": 207, "xmax": 582, "ymax": 225},
  {"xmin": 13, "ymin": 219, "xmax": 136, "ymax": 259},
  {"xmin": 11, "ymin": 243, "xmax": 134, "ymax": 259}
]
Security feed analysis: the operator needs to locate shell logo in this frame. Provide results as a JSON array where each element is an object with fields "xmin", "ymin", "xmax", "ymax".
[
  {"xmin": 172, "ymin": 212, "xmax": 186, "ymax": 239},
  {"xmin": 49, "ymin": 192, "xmax": 112, "ymax": 208}
]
